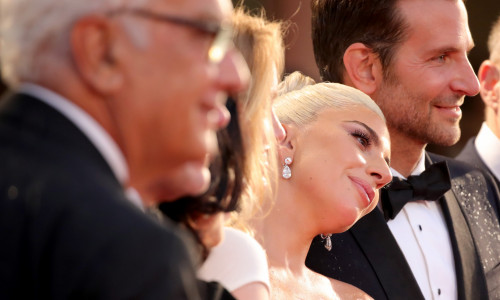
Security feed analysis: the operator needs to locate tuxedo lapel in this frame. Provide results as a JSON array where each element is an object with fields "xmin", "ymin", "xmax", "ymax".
[
  {"xmin": 350, "ymin": 209, "xmax": 424, "ymax": 299},
  {"xmin": 440, "ymin": 190, "xmax": 488, "ymax": 300},
  {"xmin": 456, "ymin": 138, "xmax": 500, "ymax": 189},
  {"xmin": 427, "ymin": 153, "xmax": 490, "ymax": 300}
]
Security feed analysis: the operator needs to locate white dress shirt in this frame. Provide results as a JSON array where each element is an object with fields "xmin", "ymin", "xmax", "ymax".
[
  {"xmin": 475, "ymin": 122, "xmax": 500, "ymax": 180},
  {"xmin": 19, "ymin": 83, "xmax": 143, "ymax": 210},
  {"xmin": 386, "ymin": 155, "xmax": 457, "ymax": 300}
]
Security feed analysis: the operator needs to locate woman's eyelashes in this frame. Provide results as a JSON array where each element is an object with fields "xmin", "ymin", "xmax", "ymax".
[{"xmin": 351, "ymin": 129, "xmax": 372, "ymax": 149}]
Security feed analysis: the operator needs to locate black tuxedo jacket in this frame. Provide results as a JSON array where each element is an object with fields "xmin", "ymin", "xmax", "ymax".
[
  {"xmin": 0, "ymin": 92, "xmax": 204, "ymax": 299},
  {"xmin": 456, "ymin": 137, "xmax": 500, "ymax": 189},
  {"xmin": 306, "ymin": 152, "xmax": 500, "ymax": 299}
]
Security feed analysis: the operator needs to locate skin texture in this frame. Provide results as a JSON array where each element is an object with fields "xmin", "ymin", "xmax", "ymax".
[
  {"xmin": 231, "ymin": 282, "xmax": 269, "ymax": 300},
  {"xmin": 479, "ymin": 59, "xmax": 500, "ymax": 138},
  {"xmin": 133, "ymin": 0, "xmax": 248, "ymax": 201},
  {"xmin": 279, "ymin": 107, "xmax": 391, "ymax": 234},
  {"xmin": 73, "ymin": 0, "xmax": 249, "ymax": 202},
  {"xmin": 258, "ymin": 105, "xmax": 391, "ymax": 299},
  {"xmin": 344, "ymin": 0, "xmax": 479, "ymax": 176}
]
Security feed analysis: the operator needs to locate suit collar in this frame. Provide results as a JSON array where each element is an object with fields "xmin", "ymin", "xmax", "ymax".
[
  {"xmin": 0, "ymin": 92, "xmax": 121, "ymax": 190},
  {"xmin": 350, "ymin": 152, "xmax": 487, "ymax": 299},
  {"xmin": 18, "ymin": 84, "xmax": 129, "ymax": 186},
  {"xmin": 350, "ymin": 209, "xmax": 425, "ymax": 299},
  {"xmin": 475, "ymin": 122, "xmax": 500, "ymax": 181},
  {"xmin": 439, "ymin": 190, "xmax": 488, "ymax": 300},
  {"xmin": 427, "ymin": 152, "xmax": 489, "ymax": 300}
]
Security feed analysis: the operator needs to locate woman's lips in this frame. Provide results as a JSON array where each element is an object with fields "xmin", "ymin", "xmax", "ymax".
[{"xmin": 349, "ymin": 176, "xmax": 375, "ymax": 205}]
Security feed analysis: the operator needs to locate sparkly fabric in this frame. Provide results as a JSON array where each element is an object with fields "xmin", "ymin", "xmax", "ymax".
[{"xmin": 453, "ymin": 170, "xmax": 500, "ymax": 298}]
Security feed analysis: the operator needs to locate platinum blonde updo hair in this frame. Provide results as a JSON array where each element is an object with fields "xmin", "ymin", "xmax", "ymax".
[
  {"xmin": 0, "ymin": 0, "xmax": 149, "ymax": 88},
  {"xmin": 274, "ymin": 71, "xmax": 386, "ymax": 126}
]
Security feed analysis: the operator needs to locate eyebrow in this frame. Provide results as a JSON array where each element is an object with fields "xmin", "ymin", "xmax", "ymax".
[
  {"xmin": 344, "ymin": 120, "xmax": 391, "ymax": 166},
  {"xmin": 432, "ymin": 37, "xmax": 476, "ymax": 55}
]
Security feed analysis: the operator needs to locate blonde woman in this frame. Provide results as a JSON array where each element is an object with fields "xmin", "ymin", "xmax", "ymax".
[
  {"xmin": 253, "ymin": 72, "xmax": 392, "ymax": 299},
  {"xmin": 197, "ymin": 7, "xmax": 286, "ymax": 300}
]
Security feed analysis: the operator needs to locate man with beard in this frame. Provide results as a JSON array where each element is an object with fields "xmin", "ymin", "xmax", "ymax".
[{"xmin": 306, "ymin": 0, "xmax": 500, "ymax": 299}]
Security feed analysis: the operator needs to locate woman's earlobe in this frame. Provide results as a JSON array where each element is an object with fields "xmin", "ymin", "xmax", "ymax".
[{"xmin": 277, "ymin": 123, "xmax": 296, "ymax": 166}]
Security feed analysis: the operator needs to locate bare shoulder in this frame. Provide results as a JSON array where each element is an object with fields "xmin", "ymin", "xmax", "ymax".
[{"xmin": 330, "ymin": 278, "xmax": 373, "ymax": 300}]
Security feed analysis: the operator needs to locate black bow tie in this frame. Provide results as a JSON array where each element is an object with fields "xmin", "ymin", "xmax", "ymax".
[{"xmin": 381, "ymin": 161, "xmax": 451, "ymax": 221}]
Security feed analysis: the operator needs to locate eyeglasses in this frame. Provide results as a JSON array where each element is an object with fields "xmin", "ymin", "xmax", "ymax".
[{"xmin": 108, "ymin": 8, "xmax": 234, "ymax": 64}]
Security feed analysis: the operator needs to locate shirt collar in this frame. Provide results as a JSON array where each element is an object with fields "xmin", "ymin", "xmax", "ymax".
[
  {"xmin": 475, "ymin": 122, "xmax": 500, "ymax": 179},
  {"xmin": 19, "ymin": 83, "xmax": 130, "ymax": 187},
  {"xmin": 391, "ymin": 153, "xmax": 426, "ymax": 179},
  {"xmin": 379, "ymin": 153, "xmax": 426, "ymax": 212}
]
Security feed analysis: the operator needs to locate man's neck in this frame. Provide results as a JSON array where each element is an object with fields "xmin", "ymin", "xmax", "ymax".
[{"xmin": 389, "ymin": 129, "xmax": 426, "ymax": 178}]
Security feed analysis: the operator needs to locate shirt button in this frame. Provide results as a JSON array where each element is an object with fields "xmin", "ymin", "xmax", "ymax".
[
  {"xmin": 418, "ymin": 225, "xmax": 422, "ymax": 231},
  {"xmin": 438, "ymin": 288, "xmax": 441, "ymax": 295}
]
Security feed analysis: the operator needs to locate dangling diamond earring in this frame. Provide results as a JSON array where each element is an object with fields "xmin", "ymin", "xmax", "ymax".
[
  {"xmin": 320, "ymin": 233, "xmax": 333, "ymax": 251},
  {"xmin": 282, "ymin": 157, "xmax": 292, "ymax": 179}
]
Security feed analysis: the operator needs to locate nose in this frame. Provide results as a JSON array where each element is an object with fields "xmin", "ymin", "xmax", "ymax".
[
  {"xmin": 368, "ymin": 157, "xmax": 392, "ymax": 189},
  {"xmin": 271, "ymin": 107, "xmax": 286, "ymax": 143},
  {"xmin": 451, "ymin": 56, "xmax": 480, "ymax": 97},
  {"xmin": 216, "ymin": 47, "xmax": 250, "ymax": 98},
  {"xmin": 208, "ymin": 48, "xmax": 250, "ymax": 130}
]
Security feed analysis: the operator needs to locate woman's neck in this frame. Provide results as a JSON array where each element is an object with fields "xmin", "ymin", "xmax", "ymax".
[
  {"xmin": 254, "ymin": 188, "xmax": 315, "ymax": 274},
  {"xmin": 252, "ymin": 186, "xmax": 362, "ymax": 299}
]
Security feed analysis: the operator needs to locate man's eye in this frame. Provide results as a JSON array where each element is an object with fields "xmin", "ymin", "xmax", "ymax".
[{"xmin": 433, "ymin": 54, "xmax": 448, "ymax": 63}]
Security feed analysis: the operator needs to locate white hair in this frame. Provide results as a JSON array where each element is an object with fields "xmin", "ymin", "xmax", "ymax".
[
  {"xmin": 0, "ymin": 0, "xmax": 149, "ymax": 88},
  {"xmin": 274, "ymin": 71, "xmax": 386, "ymax": 126}
]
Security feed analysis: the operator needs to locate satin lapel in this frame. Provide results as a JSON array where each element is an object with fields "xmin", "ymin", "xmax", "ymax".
[
  {"xmin": 350, "ymin": 209, "xmax": 424, "ymax": 299},
  {"xmin": 427, "ymin": 153, "xmax": 488, "ymax": 300},
  {"xmin": 440, "ymin": 190, "xmax": 488, "ymax": 300}
]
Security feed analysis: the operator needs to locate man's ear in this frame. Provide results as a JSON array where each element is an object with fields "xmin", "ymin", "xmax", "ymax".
[
  {"xmin": 478, "ymin": 60, "xmax": 500, "ymax": 111},
  {"xmin": 277, "ymin": 123, "xmax": 298, "ymax": 163},
  {"xmin": 70, "ymin": 16, "xmax": 124, "ymax": 95},
  {"xmin": 343, "ymin": 43, "xmax": 383, "ymax": 96}
]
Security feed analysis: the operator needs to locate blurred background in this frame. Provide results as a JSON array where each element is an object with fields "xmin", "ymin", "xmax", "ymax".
[{"xmin": 1, "ymin": 0, "xmax": 499, "ymax": 157}]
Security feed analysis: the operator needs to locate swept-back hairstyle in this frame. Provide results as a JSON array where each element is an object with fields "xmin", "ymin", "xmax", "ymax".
[
  {"xmin": 274, "ymin": 71, "xmax": 386, "ymax": 126},
  {"xmin": 0, "ymin": 0, "xmax": 149, "ymax": 87},
  {"xmin": 310, "ymin": 0, "xmax": 408, "ymax": 83}
]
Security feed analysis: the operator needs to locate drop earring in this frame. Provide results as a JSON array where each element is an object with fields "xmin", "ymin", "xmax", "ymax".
[
  {"xmin": 320, "ymin": 233, "xmax": 332, "ymax": 251},
  {"xmin": 282, "ymin": 157, "xmax": 292, "ymax": 179}
]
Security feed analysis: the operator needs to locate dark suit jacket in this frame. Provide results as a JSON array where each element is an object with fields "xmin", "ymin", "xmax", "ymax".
[
  {"xmin": 306, "ymin": 152, "xmax": 500, "ymax": 300},
  {"xmin": 456, "ymin": 137, "xmax": 500, "ymax": 188},
  {"xmin": 0, "ymin": 92, "xmax": 203, "ymax": 299}
]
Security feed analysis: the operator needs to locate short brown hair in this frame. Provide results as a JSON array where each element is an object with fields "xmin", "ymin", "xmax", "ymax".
[{"xmin": 311, "ymin": 0, "xmax": 408, "ymax": 83}]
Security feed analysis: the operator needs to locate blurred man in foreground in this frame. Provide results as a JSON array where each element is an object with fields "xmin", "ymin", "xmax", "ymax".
[{"xmin": 0, "ymin": 0, "xmax": 247, "ymax": 298}]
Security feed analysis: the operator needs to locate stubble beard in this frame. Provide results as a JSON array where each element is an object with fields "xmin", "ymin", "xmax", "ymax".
[{"xmin": 374, "ymin": 80, "xmax": 462, "ymax": 147}]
